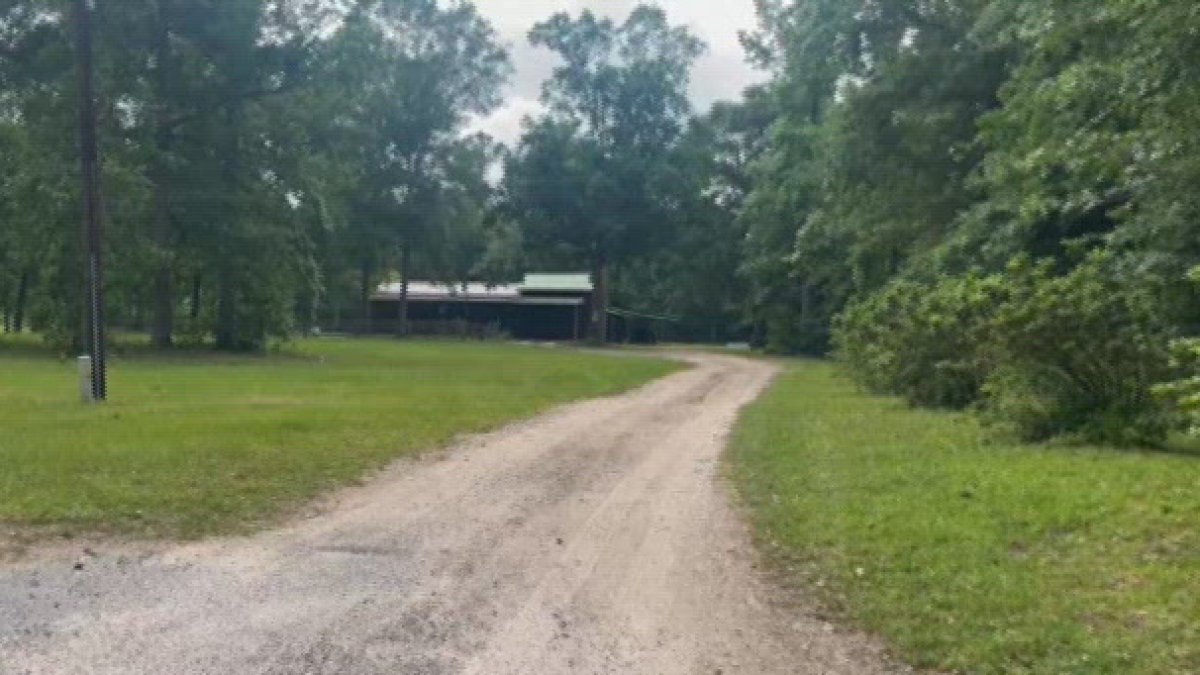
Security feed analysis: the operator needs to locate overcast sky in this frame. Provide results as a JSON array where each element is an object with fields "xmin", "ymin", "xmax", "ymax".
[{"xmin": 467, "ymin": 0, "xmax": 766, "ymax": 146}]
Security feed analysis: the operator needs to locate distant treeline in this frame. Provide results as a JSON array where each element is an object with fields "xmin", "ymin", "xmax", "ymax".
[
  {"xmin": 0, "ymin": 0, "xmax": 514, "ymax": 350},
  {"xmin": 0, "ymin": 1, "xmax": 755, "ymax": 350}
]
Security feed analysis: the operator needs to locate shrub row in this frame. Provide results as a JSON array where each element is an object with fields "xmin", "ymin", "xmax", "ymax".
[{"xmin": 834, "ymin": 253, "xmax": 1175, "ymax": 446}]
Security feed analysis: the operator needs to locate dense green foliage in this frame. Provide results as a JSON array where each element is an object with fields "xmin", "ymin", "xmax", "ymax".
[
  {"xmin": 980, "ymin": 255, "xmax": 1173, "ymax": 445},
  {"xmin": 1155, "ymin": 268, "xmax": 1200, "ymax": 434},
  {"xmin": 835, "ymin": 254, "xmax": 1174, "ymax": 444},
  {"xmin": 736, "ymin": 1, "xmax": 1200, "ymax": 443},
  {"xmin": 1159, "ymin": 336, "xmax": 1200, "ymax": 436},
  {"xmin": 732, "ymin": 360, "xmax": 1200, "ymax": 674},
  {"xmin": 502, "ymin": 7, "xmax": 707, "ymax": 341},
  {"xmin": 0, "ymin": 0, "xmax": 509, "ymax": 350},
  {"xmin": 0, "ymin": 1, "xmax": 752, "ymax": 348},
  {"xmin": 835, "ymin": 270, "xmax": 1006, "ymax": 409},
  {"xmin": 0, "ymin": 335, "xmax": 677, "ymax": 539}
]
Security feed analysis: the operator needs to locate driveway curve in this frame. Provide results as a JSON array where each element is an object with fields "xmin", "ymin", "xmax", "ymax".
[{"xmin": 0, "ymin": 353, "xmax": 895, "ymax": 674}]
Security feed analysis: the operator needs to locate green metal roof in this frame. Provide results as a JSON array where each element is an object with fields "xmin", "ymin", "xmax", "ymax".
[{"xmin": 520, "ymin": 273, "xmax": 593, "ymax": 293}]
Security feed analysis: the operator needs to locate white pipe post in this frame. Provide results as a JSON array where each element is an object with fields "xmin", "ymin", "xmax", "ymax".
[{"xmin": 78, "ymin": 355, "xmax": 94, "ymax": 403}]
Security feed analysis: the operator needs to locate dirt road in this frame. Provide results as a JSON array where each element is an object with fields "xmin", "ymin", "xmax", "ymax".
[{"xmin": 0, "ymin": 353, "xmax": 894, "ymax": 674}]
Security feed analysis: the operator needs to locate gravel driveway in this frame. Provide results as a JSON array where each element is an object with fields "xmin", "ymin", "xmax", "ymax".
[{"xmin": 0, "ymin": 353, "xmax": 895, "ymax": 674}]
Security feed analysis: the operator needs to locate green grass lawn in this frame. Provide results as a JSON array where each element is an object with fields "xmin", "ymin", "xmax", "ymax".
[
  {"xmin": 0, "ymin": 336, "xmax": 678, "ymax": 540},
  {"xmin": 731, "ymin": 360, "xmax": 1200, "ymax": 675}
]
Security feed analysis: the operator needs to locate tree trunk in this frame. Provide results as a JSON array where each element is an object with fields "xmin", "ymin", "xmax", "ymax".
[
  {"xmin": 358, "ymin": 258, "xmax": 373, "ymax": 334},
  {"xmin": 189, "ymin": 272, "xmax": 201, "ymax": 321},
  {"xmin": 590, "ymin": 253, "xmax": 609, "ymax": 344},
  {"xmin": 214, "ymin": 104, "xmax": 241, "ymax": 351},
  {"xmin": 397, "ymin": 244, "xmax": 410, "ymax": 337},
  {"xmin": 295, "ymin": 289, "xmax": 314, "ymax": 336},
  {"xmin": 750, "ymin": 319, "xmax": 765, "ymax": 349},
  {"xmin": 215, "ymin": 264, "xmax": 237, "ymax": 350},
  {"xmin": 12, "ymin": 270, "xmax": 30, "ymax": 333},
  {"xmin": 150, "ymin": 0, "xmax": 175, "ymax": 349},
  {"xmin": 150, "ymin": 168, "xmax": 175, "ymax": 347}
]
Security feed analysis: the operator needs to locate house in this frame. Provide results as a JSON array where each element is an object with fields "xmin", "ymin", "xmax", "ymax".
[{"xmin": 369, "ymin": 273, "xmax": 594, "ymax": 341}]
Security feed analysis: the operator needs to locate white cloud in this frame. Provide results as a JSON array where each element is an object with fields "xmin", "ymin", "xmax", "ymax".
[
  {"xmin": 469, "ymin": 0, "xmax": 766, "ymax": 146},
  {"xmin": 465, "ymin": 95, "xmax": 543, "ymax": 145}
]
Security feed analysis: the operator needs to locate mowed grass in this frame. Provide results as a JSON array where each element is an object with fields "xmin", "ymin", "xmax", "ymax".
[
  {"xmin": 0, "ymin": 336, "xmax": 678, "ymax": 539},
  {"xmin": 730, "ymin": 360, "xmax": 1200, "ymax": 674}
]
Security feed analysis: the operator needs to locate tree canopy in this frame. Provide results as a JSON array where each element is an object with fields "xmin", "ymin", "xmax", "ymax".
[
  {"xmin": 0, "ymin": 0, "xmax": 509, "ymax": 349},
  {"xmin": 504, "ymin": 6, "xmax": 705, "ymax": 341},
  {"xmin": 731, "ymin": 0, "xmax": 1200, "ymax": 444}
]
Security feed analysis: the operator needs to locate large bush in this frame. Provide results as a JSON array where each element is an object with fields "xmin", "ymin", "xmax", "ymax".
[
  {"xmin": 836, "ymin": 252, "xmax": 1174, "ymax": 446},
  {"xmin": 1153, "ymin": 268, "xmax": 1200, "ymax": 436},
  {"xmin": 981, "ymin": 254, "xmax": 1173, "ymax": 446},
  {"xmin": 1157, "ymin": 338, "xmax": 1200, "ymax": 436},
  {"xmin": 834, "ymin": 271, "xmax": 1009, "ymax": 408}
]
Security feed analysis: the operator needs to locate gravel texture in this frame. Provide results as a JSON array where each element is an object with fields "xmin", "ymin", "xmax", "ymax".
[{"xmin": 0, "ymin": 353, "xmax": 897, "ymax": 674}]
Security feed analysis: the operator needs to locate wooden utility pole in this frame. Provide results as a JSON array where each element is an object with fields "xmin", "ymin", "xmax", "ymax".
[{"xmin": 75, "ymin": 0, "xmax": 107, "ymax": 401}]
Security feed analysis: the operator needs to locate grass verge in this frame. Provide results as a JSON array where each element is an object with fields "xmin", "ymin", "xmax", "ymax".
[
  {"xmin": 0, "ymin": 337, "xmax": 678, "ymax": 540},
  {"xmin": 730, "ymin": 360, "xmax": 1200, "ymax": 674}
]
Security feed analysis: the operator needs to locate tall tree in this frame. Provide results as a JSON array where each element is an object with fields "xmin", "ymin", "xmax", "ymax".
[
  {"xmin": 611, "ymin": 93, "xmax": 775, "ymax": 342},
  {"xmin": 739, "ymin": 0, "xmax": 1010, "ymax": 352},
  {"xmin": 312, "ymin": 0, "xmax": 508, "ymax": 335},
  {"xmin": 506, "ymin": 5, "xmax": 705, "ymax": 342}
]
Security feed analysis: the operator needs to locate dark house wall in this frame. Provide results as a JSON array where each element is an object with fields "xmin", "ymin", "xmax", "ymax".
[{"xmin": 369, "ymin": 299, "xmax": 586, "ymax": 341}]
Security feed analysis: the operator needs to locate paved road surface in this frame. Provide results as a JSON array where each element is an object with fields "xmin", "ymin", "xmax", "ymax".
[{"xmin": 0, "ymin": 353, "xmax": 895, "ymax": 674}]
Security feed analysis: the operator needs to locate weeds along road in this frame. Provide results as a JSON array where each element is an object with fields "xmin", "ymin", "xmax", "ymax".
[{"xmin": 0, "ymin": 353, "xmax": 895, "ymax": 674}]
